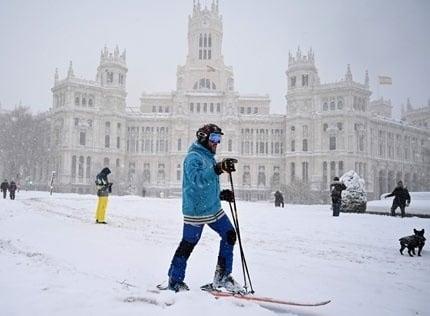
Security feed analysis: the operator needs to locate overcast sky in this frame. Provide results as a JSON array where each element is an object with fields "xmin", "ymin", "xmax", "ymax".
[{"xmin": 0, "ymin": 0, "xmax": 429, "ymax": 117}]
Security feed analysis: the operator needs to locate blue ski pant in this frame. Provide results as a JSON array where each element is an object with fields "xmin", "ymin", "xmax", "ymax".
[{"xmin": 168, "ymin": 214, "xmax": 236, "ymax": 283}]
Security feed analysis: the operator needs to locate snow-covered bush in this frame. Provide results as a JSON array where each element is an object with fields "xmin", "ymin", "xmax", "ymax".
[{"xmin": 340, "ymin": 170, "xmax": 367, "ymax": 213}]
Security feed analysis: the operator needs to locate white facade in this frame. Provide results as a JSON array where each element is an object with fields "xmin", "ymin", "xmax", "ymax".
[{"xmin": 47, "ymin": 1, "xmax": 430, "ymax": 201}]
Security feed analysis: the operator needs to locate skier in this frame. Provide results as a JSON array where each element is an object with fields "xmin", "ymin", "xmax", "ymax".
[
  {"xmin": 384, "ymin": 180, "xmax": 411, "ymax": 217},
  {"xmin": 166, "ymin": 123, "xmax": 242, "ymax": 293},
  {"xmin": 1, "ymin": 179, "xmax": 8, "ymax": 199},
  {"xmin": 8, "ymin": 180, "xmax": 17, "ymax": 200},
  {"xmin": 274, "ymin": 190, "xmax": 284, "ymax": 207},
  {"xmin": 330, "ymin": 176, "xmax": 346, "ymax": 216},
  {"xmin": 94, "ymin": 167, "xmax": 112, "ymax": 224}
]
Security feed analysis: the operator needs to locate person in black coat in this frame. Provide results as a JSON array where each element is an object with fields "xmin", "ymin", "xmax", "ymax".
[
  {"xmin": 95, "ymin": 167, "xmax": 112, "ymax": 223},
  {"xmin": 330, "ymin": 177, "xmax": 347, "ymax": 216},
  {"xmin": 274, "ymin": 190, "xmax": 284, "ymax": 207},
  {"xmin": 8, "ymin": 181, "xmax": 17, "ymax": 200},
  {"xmin": 1, "ymin": 179, "xmax": 9, "ymax": 199},
  {"xmin": 385, "ymin": 181, "xmax": 411, "ymax": 217}
]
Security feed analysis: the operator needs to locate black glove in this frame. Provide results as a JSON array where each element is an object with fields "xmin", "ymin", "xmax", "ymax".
[
  {"xmin": 220, "ymin": 189, "xmax": 235, "ymax": 203},
  {"xmin": 214, "ymin": 158, "xmax": 238, "ymax": 175},
  {"xmin": 108, "ymin": 183, "xmax": 113, "ymax": 193}
]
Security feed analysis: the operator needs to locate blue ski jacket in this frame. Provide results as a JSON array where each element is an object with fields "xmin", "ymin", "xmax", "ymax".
[{"xmin": 182, "ymin": 142, "xmax": 222, "ymax": 221}]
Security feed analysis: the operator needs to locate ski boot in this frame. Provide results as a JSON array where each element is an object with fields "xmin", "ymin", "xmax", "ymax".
[
  {"xmin": 213, "ymin": 270, "xmax": 244, "ymax": 294},
  {"xmin": 168, "ymin": 278, "xmax": 189, "ymax": 292}
]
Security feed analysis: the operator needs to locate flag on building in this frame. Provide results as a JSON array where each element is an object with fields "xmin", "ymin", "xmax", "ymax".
[{"xmin": 378, "ymin": 75, "xmax": 392, "ymax": 85}]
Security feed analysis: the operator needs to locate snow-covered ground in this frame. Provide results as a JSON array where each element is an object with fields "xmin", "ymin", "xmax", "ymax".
[{"xmin": 1, "ymin": 191, "xmax": 429, "ymax": 316}]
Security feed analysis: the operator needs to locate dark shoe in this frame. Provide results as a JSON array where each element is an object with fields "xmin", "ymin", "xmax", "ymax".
[{"xmin": 168, "ymin": 279, "xmax": 189, "ymax": 292}]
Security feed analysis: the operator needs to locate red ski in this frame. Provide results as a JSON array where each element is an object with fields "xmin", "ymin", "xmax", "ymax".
[{"xmin": 201, "ymin": 284, "xmax": 330, "ymax": 307}]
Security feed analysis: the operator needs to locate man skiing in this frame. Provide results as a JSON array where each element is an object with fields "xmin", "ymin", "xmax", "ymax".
[
  {"xmin": 1, "ymin": 179, "xmax": 9, "ymax": 199},
  {"xmin": 385, "ymin": 180, "xmax": 411, "ymax": 217},
  {"xmin": 94, "ymin": 167, "xmax": 112, "ymax": 224},
  {"xmin": 330, "ymin": 176, "xmax": 346, "ymax": 216},
  {"xmin": 166, "ymin": 123, "xmax": 242, "ymax": 293}
]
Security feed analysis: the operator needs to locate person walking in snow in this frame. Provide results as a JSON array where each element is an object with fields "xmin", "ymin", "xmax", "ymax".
[
  {"xmin": 1, "ymin": 179, "xmax": 9, "ymax": 199},
  {"xmin": 384, "ymin": 181, "xmax": 411, "ymax": 218},
  {"xmin": 94, "ymin": 167, "xmax": 112, "ymax": 224},
  {"xmin": 330, "ymin": 176, "xmax": 346, "ymax": 216},
  {"xmin": 166, "ymin": 123, "xmax": 242, "ymax": 293},
  {"xmin": 274, "ymin": 190, "xmax": 284, "ymax": 207},
  {"xmin": 8, "ymin": 180, "xmax": 17, "ymax": 200}
]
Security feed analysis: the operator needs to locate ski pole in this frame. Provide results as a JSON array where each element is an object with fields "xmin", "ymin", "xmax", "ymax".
[{"xmin": 228, "ymin": 171, "xmax": 254, "ymax": 294}]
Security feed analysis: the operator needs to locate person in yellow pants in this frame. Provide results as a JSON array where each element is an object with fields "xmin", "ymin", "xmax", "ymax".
[{"xmin": 95, "ymin": 167, "xmax": 112, "ymax": 224}]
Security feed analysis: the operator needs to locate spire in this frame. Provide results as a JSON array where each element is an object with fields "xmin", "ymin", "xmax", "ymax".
[
  {"xmin": 345, "ymin": 64, "xmax": 352, "ymax": 81},
  {"xmin": 364, "ymin": 69, "xmax": 369, "ymax": 87},
  {"xmin": 296, "ymin": 46, "xmax": 302, "ymax": 59},
  {"xmin": 54, "ymin": 68, "xmax": 59, "ymax": 83},
  {"xmin": 406, "ymin": 97, "xmax": 412, "ymax": 110},
  {"xmin": 121, "ymin": 49, "xmax": 127, "ymax": 61},
  {"xmin": 114, "ymin": 45, "xmax": 119, "ymax": 58},
  {"xmin": 67, "ymin": 61, "xmax": 74, "ymax": 78}
]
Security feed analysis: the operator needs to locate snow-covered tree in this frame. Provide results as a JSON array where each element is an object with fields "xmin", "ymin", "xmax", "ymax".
[
  {"xmin": 340, "ymin": 170, "xmax": 367, "ymax": 213},
  {"xmin": 0, "ymin": 107, "xmax": 50, "ymax": 188}
]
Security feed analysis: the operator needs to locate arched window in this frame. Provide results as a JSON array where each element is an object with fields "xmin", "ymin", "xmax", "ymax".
[
  {"xmin": 82, "ymin": 97, "xmax": 86, "ymax": 106},
  {"xmin": 208, "ymin": 34, "xmax": 212, "ymax": 47},
  {"xmin": 204, "ymin": 34, "xmax": 207, "ymax": 47},
  {"xmin": 75, "ymin": 97, "xmax": 80, "ymax": 106},
  {"xmin": 103, "ymin": 157, "xmax": 110, "ymax": 167},
  {"xmin": 337, "ymin": 100, "xmax": 343, "ymax": 109}
]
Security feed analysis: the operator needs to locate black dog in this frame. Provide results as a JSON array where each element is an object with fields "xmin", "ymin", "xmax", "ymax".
[{"xmin": 399, "ymin": 229, "xmax": 426, "ymax": 257}]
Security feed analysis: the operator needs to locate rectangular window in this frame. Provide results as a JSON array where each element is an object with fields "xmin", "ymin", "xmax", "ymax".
[
  {"xmin": 79, "ymin": 132, "xmax": 86, "ymax": 146},
  {"xmin": 302, "ymin": 74, "xmax": 309, "ymax": 87},
  {"xmin": 117, "ymin": 136, "xmax": 120, "ymax": 149},
  {"xmin": 330, "ymin": 161, "xmax": 336, "ymax": 179},
  {"xmin": 291, "ymin": 140, "xmax": 295, "ymax": 152},
  {"xmin": 302, "ymin": 162, "xmax": 309, "ymax": 183},
  {"xmin": 329, "ymin": 136, "xmax": 336, "ymax": 150},
  {"xmin": 302, "ymin": 139, "xmax": 308, "ymax": 151},
  {"xmin": 290, "ymin": 162, "xmax": 295, "ymax": 182},
  {"xmin": 105, "ymin": 135, "xmax": 110, "ymax": 148},
  {"xmin": 338, "ymin": 161, "xmax": 344, "ymax": 176}
]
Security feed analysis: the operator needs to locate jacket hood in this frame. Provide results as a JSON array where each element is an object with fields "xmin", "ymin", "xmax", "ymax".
[{"xmin": 101, "ymin": 167, "xmax": 111, "ymax": 175}]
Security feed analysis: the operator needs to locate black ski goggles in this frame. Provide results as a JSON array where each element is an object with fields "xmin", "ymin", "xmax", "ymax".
[{"xmin": 208, "ymin": 132, "xmax": 222, "ymax": 144}]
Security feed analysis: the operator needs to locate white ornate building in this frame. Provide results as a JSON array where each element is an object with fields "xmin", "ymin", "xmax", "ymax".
[{"xmin": 47, "ymin": 1, "xmax": 430, "ymax": 201}]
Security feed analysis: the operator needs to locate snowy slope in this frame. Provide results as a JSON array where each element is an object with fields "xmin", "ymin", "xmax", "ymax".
[{"xmin": 1, "ymin": 191, "xmax": 429, "ymax": 316}]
